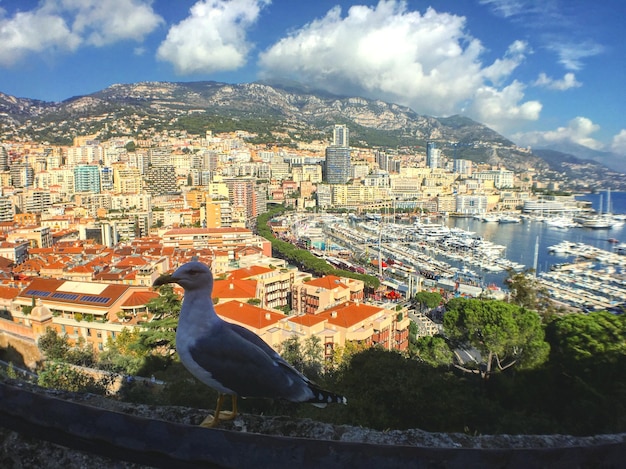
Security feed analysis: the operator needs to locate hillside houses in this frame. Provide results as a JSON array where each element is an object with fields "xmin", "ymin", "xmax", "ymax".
[{"xmin": 0, "ymin": 226, "xmax": 410, "ymax": 362}]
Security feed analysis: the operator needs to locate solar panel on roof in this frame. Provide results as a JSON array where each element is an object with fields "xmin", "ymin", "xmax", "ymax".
[
  {"xmin": 51, "ymin": 292, "xmax": 80, "ymax": 300},
  {"xmin": 80, "ymin": 295, "xmax": 111, "ymax": 304},
  {"xmin": 25, "ymin": 290, "xmax": 51, "ymax": 297}
]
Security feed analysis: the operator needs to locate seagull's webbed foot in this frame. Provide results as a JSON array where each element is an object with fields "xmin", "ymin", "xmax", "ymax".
[{"xmin": 199, "ymin": 393, "xmax": 238, "ymax": 428}]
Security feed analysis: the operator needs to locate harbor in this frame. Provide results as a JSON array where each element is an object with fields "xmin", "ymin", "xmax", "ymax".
[{"xmin": 280, "ymin": 193, "xmax": 626, "ymax": 312}]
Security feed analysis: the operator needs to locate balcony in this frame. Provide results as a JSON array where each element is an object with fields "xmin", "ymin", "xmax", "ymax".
[{"xmin": 346, "ymin": 326, "xmax": 371, "ymax": 342}]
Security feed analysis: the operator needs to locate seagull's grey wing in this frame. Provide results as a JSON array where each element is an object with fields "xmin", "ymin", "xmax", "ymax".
[
  {"xmin": 188, "ymin": 321, "xmax": 314, "ymax": 401},
  {"xmin": 226, "ymin": 321, "xmax": 317, "ymax": 383}
]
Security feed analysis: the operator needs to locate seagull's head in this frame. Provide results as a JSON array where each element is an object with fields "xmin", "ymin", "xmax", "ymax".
[{"xmin": 153, "ymin": 261, "xmax": 213, "ymax": 292}]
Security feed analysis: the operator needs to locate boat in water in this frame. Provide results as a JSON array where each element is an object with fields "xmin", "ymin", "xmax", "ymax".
[{"xmin": 581, "ymin": 215, "xmax": 613, "ymax": 229}]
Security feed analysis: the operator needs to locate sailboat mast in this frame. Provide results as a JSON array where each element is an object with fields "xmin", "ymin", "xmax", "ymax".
[{"xmin": 533, "ymin": 236, "xmax": 539, "ymax": 277}]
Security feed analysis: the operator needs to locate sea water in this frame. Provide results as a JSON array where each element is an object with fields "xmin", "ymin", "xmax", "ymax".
[{"xmin": 443, "ymin": 191, "xmax": 626, "ymax": 286}]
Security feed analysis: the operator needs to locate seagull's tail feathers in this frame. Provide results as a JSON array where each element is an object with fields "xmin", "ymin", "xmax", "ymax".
[{"xmin": 306, "ymin": 383, "xmax": 347, "ymax": 407}]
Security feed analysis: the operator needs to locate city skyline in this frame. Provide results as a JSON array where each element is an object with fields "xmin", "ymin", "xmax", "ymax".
[{"xmin": 0, "ymin": 0, "xmax": 624, "ymax": 163}]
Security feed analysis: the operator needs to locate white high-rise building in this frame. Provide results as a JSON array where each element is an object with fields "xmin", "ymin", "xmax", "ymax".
[{"xmin": 332, "ymin": 124, "xmax": 350, "ymax": 147}]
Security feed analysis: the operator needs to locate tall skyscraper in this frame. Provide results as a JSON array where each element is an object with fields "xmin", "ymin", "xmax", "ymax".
[
  {"xmin": 426, "ymin": 142, "xmax": 441, "ymax": 169},
  {"xmin": 324, "ymin": 146, "xmax": 351, "ymax": 184},
  {"xmin": 325, "ymin": 124, "xmax": 351, "ymax": 184},
  {"xmin": 0, "ymin": 146, "xmax": 8, "ymax": 171},
  {"xmin": 333, "ymin": 124, "xmax": 350, "ymax": 147}
]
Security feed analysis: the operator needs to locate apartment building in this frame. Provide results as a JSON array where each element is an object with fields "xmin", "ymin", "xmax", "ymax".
[
  {"xmin": 9, "ymin": 278, "xmax": 159, "ymax": 352},
  {"xmin": 291, "ymin": 275, "xmax": 365, "ymax": 315},
  {"xmin": 226, "ymin": 265, "xmax": 295, "ymax": 311},
  {"xmin": 161, "ymin": 227, "xmax": 271, "ymax": 257}
]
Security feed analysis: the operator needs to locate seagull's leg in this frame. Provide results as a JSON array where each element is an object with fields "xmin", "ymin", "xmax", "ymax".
[
  {"xmin": 217, "ymin": 395, "xmax": 238, "ymax": 421},
  {"xmin": 200, "ymin": 393, "xmax": 225, "ymax": 428}
]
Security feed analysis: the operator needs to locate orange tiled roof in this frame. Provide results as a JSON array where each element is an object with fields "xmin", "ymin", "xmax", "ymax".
[
  {"xmin": 227, "ymin": 265, "xmax": 273, "ymax": 280},
  {"xmin": 319, "ymin": 301, "xmax": 383, "ymax": 328},
  {"xmin": 67, "ymin": 265, "xmax": 93, "ymax": 273},
  {"xmin": 0, "ymin": 285, "xmax": 19, "ymax": 299},
  {"xmin": 41, "ymin": 261, "xmax": 66, "ymax": 270},
  {"xmin": 114, "ymin": 256, "xmax": 150, "ymax": 267},
  {"xmin": 55, "ymin": 246, "xmax": 83, "ymax": 254},
  {"xmin": 0, "ymin": 256, "xmax": 14, "ymax": 269},
  {"xmin": 124, "ymin": 271, "xmax": 137, "ymax": 280},
  {"xmin": 122, "ymin": 291, "xmax": 159, "ymax": 307},
  {"xmin": 304, "ymin": 275, "xmax": 347, "ymax": 290},
  {"xmin": 212, "ymin": 278, "xmax": 257, "ymax": 299},
  {"xmin": 215, "ymin": 301, "xmax": 284, "ymax": 329},
  {"xmin": 29, "ymin": 247, "xmax": 54, "ymax": 255},
  {"xmin": 164, "ymin": 227, "xmax": 250, "ymax": 235},
  {"xmin": 289, "ymin": 314, "xmax": 326, "ymax": 327}
]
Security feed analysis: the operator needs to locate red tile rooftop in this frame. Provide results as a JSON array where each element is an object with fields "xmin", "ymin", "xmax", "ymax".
[
  {"xmin": 319, "ymin": 301, "xmax": 383, "ymax": 328},
  {"xmin": 0, "ymin": 285, "xmax": 19, "ymax": 299},
  {"xmin": 114, "ymin": 256, "xmax": 150, "ymax": 267},
  {"xmin": 212, "ymin": 278, "xmax": 257, "ymax": 299},
  {"xmin": 67, "ymin": 265, "xmax": 93, "ymax": 273},
  {"xmin": 29, "ymin": 247, "xmax": 54, "ymax": 254},
  {"xmin": 227, "ymin": 265, "xmax": 273, "ymax": 280},
  {"xmin": 289, "ymin": 314, "xmax": 327, "ymax": 327},
  {"xmin": 122, "ymin": 291, "xmax": 159, "ymax": 307},
  {"xmin": 304, "ymin": 275, "xmax": 348, "ymax": 290},
  {"xmin": 54, "ymin": 247, "xmax": 83, "ymax": 254},
  {"xmin": 214, "ymin": 301, "xmax": 284, "ymax": 329},
  {"xmin": 163, "ymin": 227, "xmax": 250, "ymax": 234}
]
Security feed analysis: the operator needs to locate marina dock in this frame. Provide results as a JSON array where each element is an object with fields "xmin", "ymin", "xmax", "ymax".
[{"xmin": 284, "ymin": 213, "xmax": 626, "ymax": 312}]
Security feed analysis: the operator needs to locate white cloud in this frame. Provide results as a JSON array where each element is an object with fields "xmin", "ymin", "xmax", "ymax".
[
  {"xmin": 61, "ymin": 0, "xmax": 164, "ymax": 47},
  {"xmin": 0, "ymin": 0, "xmax": 162, "ymax": 66},
  {"xmin": 479, "ymin": 0, "xmax": 528, "ymax": 19},
  {"xmin": 546, "ymin": 40, "xmax": 604, "ymax": 71},
  {"xmin": 258, "ymin": 0, "xmax": 537, "ymax": 128},
  {"xmin": 0, "ymin": 7, "xmax": 80, "ymax": 66},
  {"xmin": 611, "ymin": 130, "xmax": 626, "ymax": 155},
  {"xmin": 469, "ymin": 81, "xmax": 542, "ymax": 132},
  {"xmin": 533, "ymin": 72, "xmax": 581, "ymax": 90},
  {"xmin": 513, "ymin": 116, "xmax": 604, "ymax": 150},
  {"xmin": 157, "ymin": 0, "xmax": 270, "ymax": 75},
  {"xmin": 482, "ymin": 40, "xmax": 529, "ymax": 85}
]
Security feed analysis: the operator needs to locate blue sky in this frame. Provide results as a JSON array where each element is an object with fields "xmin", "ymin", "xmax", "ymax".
[{"xmin": 0, "ymin": 0, "xmax": 624, "ymax": 158}]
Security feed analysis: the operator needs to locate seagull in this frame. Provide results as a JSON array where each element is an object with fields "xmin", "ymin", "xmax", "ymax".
[{"xmin": 153, "ymin": 261, "xmax": 347, "ymax": 427}]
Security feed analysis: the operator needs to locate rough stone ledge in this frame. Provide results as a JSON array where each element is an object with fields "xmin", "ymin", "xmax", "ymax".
[{"xmin": 1, "ymin": 380, "xmax": 625, "ymax": 469}]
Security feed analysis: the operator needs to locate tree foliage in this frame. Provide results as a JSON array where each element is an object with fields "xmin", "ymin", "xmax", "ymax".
[
  {"xmin": 37, "ymin": 328, "xmax": 70, "ymax": 361},
  {"xmin": 329, "ymin": 340, "xmax": 369, "ymax": 371},
  {"xmin": 37, "ymin": 361, "xmax": 112, "ymax": 394},
  {"xmin": 545, "ymin": 311, "xmax": 626, "ymax": 365},
  {"xmin": 37, "ymin": 328, "xmax": 94, "ymax": 366},
  {"xmin": 505, "ymin": 268, "xmax": 552, "ymax": 314},
  {"xmin": 333, "ymin": 348, "xmax": 480, "ymax": 431},
  {"xmin": 279, "ymin": 335, "xmax": 324, "ymax": 379},
  {"xmin": 413, "ymin": 291, "xmax": 442, "ymax": 312},
  {"xmin": 443, "ymin": 298, "xmax": 549, "ymax": 378},
  {"xmin": 414, "ymin": 335, "xmax": 454, "ymax": 367},
  {"xmin": 99, "ymin": 328, "xmax": 148, "ymax": 375},
  {"xmin": 139, "ymin": 284, "xmax": 182, "ymax": 353}
]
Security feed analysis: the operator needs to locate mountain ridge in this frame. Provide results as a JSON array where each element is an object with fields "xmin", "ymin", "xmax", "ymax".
[
  {"xmin": 0, "ymin": 80, "xmax": 537, "ymax": 166},
  {"xmin": 0, "ymin": 80, "xmax": 623, "ymax": 189}
]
